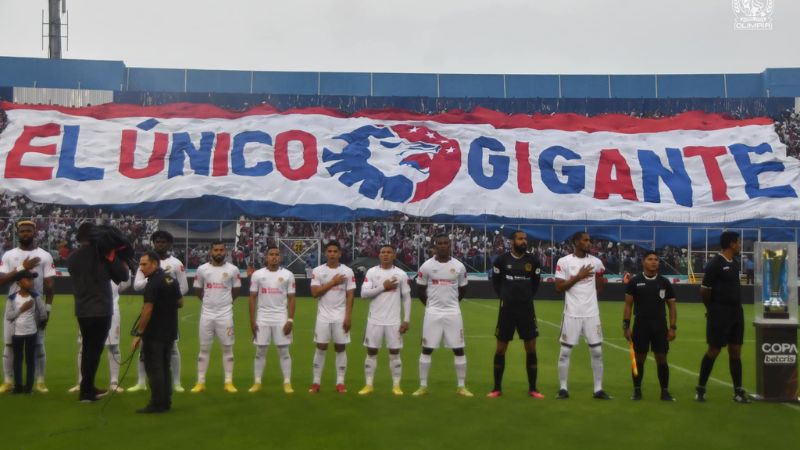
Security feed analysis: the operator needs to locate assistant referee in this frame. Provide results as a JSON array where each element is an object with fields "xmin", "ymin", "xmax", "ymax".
[
  {"xmin": 622, "ymin": 251, "xmax": 677, "ymax": 401},
  {"xmin": 131, "ymin": 251, "xmax": 182, "ymax": 414},
  {"xmin": 488, "ymin": 230, "xmax": 543, "ymax": 398}
]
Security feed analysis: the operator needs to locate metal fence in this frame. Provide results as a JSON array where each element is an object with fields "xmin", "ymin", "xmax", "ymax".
[{"xmin": 2, "ymin": 216, "xmax": 798, "ymax": 281}]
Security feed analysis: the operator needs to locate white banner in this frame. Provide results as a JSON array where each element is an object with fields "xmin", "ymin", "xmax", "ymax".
[{"xmin": 0, "ymin": 102, "xmax": 797, "ymax": 222}]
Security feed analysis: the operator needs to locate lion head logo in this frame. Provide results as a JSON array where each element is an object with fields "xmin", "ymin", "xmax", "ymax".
[{"xmin": 322, "ymin": 124, "xmax": 461, "ymax": 203}]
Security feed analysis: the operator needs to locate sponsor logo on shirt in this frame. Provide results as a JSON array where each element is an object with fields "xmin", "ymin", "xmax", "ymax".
[
  {"xmin": 206, "ymin": 282, "xmax": 226, "ymax": 289},
  {"xmin": 261, "ymin": 287, "xmax": 283, "ymax": 294},
  {"xmin": 431, "ymin": 279, "xmax": 456, "ymax": 285}
]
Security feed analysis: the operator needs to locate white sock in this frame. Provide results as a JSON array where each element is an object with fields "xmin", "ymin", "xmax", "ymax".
[
  {"xmin": 454, "ymin": 355, "xmax": 467, "ymax": 388},
  {"xmin": 364, "ymin": 354, "xmax": 377, "ymax": 386},
  {"xmin": 277, "ymin": 346, "xmax": 291, "ymax": 384},
  {"xmin": 75, "ymin": 343, "xmax": 83, "ymax": 384},
  {"xmin": 312, "ymin": 349, "xmax": 326, "ymax": 384},
  {"xmin": 136, "ymin": 353, "xmax": 147, "ymax": 386},
  {"xmin": 34, "ymin": 339, "xmax": 45, "ymax": 382},
  {"xmin": 107, "ymin": 345, "xmax": 120, "ymax": 385},
  {"xmin": 389, "ymin": 354, "xmax": 402, "ymax": 386},
  {"xmin": 254, "ymin": 345, "xmax": 267, "ymax": 384},
  {"xmin": 419, "ymin": 353, "xmax": 432, "ymax": 387},
  {"xmin": 558, "ymin": 345, "xmax": 572, "ymax": 391},
  {"xmin": 222, "ymin": 345, "xmax": 234, "ymax": 383},
  {"xmin": 335, "ymin": 351, "xmax": 347, "ymax": 385},
  {"xmin": 197, "ymin": 346, "xmax": 211, "ymax": 383},
  {"xmin": 171, "ymin": 342, "xmax": 181, "ymax": 386},
  {"xmin": 2, "ymin": 345, "xmax": 11, "ymax": 383},
  {"xmin": 589, "ymin": 344, "xmax": 604, "ymax": 392}
]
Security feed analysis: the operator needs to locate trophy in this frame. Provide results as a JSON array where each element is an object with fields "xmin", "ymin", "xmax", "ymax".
[{"xmin": 763, "ymin": 248, "xmax": 789, "ymax": 318}]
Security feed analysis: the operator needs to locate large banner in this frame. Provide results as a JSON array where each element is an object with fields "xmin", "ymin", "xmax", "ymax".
[{"xmin": 0, "ymin": 102, "xmax": 797, "ymax": 222}]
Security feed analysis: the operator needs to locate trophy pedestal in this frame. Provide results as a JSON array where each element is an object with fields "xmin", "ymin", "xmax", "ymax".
[{"xmin": 753, "ymin": 322, "xmax": 799, "ymax": 402}]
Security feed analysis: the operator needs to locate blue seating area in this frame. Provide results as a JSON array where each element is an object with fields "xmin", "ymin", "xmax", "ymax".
[{"xmin": 1, "ymin": 56, "xmax": 798, "ymax": 98}]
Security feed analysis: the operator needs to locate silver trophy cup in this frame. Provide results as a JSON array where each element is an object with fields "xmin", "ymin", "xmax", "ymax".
[{"xmin": 764, "ymin": 249, "xmax": 788, "ymax": 312}]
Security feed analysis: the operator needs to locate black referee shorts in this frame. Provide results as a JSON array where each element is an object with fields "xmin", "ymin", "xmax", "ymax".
[
  {"xmin": 706, "ymin": 304, "xmax": 745, "ymax": 348},
  {"xmin": 632, "ymin": 319, "xmax": 669, "ymax": 354},
  {"xmin": 495, "ymin": 300, "xmax": 539, "ymax": 342}
]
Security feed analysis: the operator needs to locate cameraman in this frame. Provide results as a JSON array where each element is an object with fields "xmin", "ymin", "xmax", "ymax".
[{"xmin": 67, "ymin": 223, "xmax": 130, "ymax": 402}]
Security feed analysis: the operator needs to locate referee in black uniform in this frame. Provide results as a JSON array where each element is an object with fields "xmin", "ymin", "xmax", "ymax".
[
  {"xmin": 487, "ymin": 230, "xmax": 543, "ymax": 398},
  {"xmin": 695, "ymin": 231, "xmax": 750, "ymax": 403},
  {"xmin": 131, "ymin": 251, "xmax": 182, "ymax": 413},
  {"xmin": 622, "ymin": 251, "xmax": 677, "ymax": 401}
]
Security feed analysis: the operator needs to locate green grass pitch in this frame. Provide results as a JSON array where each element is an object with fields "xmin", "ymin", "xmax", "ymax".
[{"xmin": 2, "ymin": 294, "xmax": 798, "ymax": 449}]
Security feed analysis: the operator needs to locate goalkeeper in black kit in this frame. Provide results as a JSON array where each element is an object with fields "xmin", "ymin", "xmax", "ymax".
[{"xmin": 487, "ymin": 230, "xmax": 544, "ymax": 398}]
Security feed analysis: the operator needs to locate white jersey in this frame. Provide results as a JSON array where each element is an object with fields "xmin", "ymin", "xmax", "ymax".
[
  {"xmin": 134, "ymin": 255, "xmax": 188, "ymax": 295},
  {"xmin": 361, "ymin": 266, "xmax": 411, "ymax": 326},
  {"xmin": 6, "ymin": 292, "xmax": 38, "ymax": 336},
  {"xmin": 193, "ymin": 262, "xmax": 241, "ymax": 319},
  {"xmin": 111, "ymin": 278, "xmax": 131, "ymax": 315},
  {"xmin": 554, "ymin": 253, "xmax": 606, "ymax": 318},
  {"xmin": 416, "ymin": 257, "xmax": 468, "ymax": 315},
  {"xmin": 0, "ymin": 247, "xmax": 56, "ymax": 296},
  {"xmin": 250, "ymin": 267, "xmax": 295, "ymax": 323},
  {"xmin": 310, "ymin": 263, "xmax": 356, "ymax": 323}
]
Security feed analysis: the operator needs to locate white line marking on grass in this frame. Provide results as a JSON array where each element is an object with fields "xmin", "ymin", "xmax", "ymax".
[{"xmin": 463, "ymin": 300, "xmax": 800, "ymax": 412}]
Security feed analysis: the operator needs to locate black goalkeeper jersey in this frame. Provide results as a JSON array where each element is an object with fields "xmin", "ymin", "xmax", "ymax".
[{"xmin": 492, "ymin": 252, "xmax": 541, "ymax": 303}]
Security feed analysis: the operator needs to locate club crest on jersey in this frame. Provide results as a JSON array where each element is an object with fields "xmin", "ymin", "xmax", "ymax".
[
  {"xmin": 524, "ymin": 263, "xmax": 532, "ymax": 272},
  {"xmin": 322, "ymin": 124, "xmax": 461, "ymax": 203},
  {"xmin": 450, "ymin": 268, "xmax": 456, "ymax": 273},
  {"xmin": 278, "ymin": 277, "xmax": 284, "ymax": 283},
  {"xmin": 659, "ymin": 289, "xmax": 666, "ymax": 299},
  {"xmin": 223, "ymin": 272, "xmax": 229, "ymax": 279}
]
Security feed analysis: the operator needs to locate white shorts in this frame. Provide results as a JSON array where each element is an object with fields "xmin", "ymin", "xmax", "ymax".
[
  {"xmin": 105, "ymin": 311, "xmax": 121, "ymax": 346},
  {"xmin": 363, "ymin": 323, "xmax": 403, "ymax": 350},
  {"xmin": 254, "ymin": 322, "xmax": 293, "ymax": 347},
  {"xmin": 199, "ymin": 315, "xmax": 235, "ymax": 346},
  {"xmin": 422, "ymin": 313, "xmax": 465, "ymax": 349},
  {"xmin": 559, "ymin": 314, "xmax": 603, "ymax": 347},
  {"xmin": 314, "ymin": 320, "xmax": 350, "ymax": 345}
]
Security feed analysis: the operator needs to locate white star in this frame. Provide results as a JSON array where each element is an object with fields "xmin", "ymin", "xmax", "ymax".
[
  {"xmin": 445, "ymin": 147, "xmax": 455, "ymax": 153},
  {"xmin": 426, "ymin": 132, "xmax": 435, "ymax": 139},
  {"xmin": 409, "ymin": 126, "xmax": 419, "ymax": 133}
]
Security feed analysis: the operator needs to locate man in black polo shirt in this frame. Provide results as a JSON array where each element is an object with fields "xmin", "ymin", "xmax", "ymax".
[
  {"xmin": 487, "ymin": 230, "xmax": 543, "ymax": 398},
  {"xmin": 623, "ymin": 251, "xmax": 677, "ymax": 401},
  {"xmin": 131, "ymin": 251, "xmax": 181, "ymax": 414},
  {"xmin": 695, "ymin": 231, "xmax": 750, "ymax": 403}
]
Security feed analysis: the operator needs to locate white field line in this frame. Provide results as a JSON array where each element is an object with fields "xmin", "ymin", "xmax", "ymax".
[{"xmin": 463, "ymin": 300, "xmax": 800, "ymax": 412}]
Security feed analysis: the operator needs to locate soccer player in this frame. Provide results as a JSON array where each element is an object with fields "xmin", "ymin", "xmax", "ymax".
[
  {"xmin": 554, "ymin": 231, "xmax": 611, "ymax": 400},
  {"xmin": 0, "ymin": 219, "xmax": 56, "ymax": 394},
  {"xmin": 413, "ymin": 233, "xmax": 472, "ymax": 397},
  {"xmin": 487, "ymin": 230, "xmax": 543, "ymax": 398},
  {"xmin": 695, "ymin": 231, "xmax": 750, "ymax": 403},
  {"xmin": 129, "ymin": 230, "xmax": 189, "ymax": 393},
  {"xmin": 191, "ymin": 242, "xmax": 241, "ymax": 393},
  {"xmin": 248, "ymin": 246, "xmax": 296, "ymax": 394},
  {"xmin": 623, "ymin": 251, "xmax": 677, "ymax": 401},
  {"xmin": 68, "ymin": 278, "xmax": 131, "ymax": 394},
  {"xmin": 358, "ymin": 245, "xmax": 411, "ymax": 395},
  {"xmin": 309, "ymin": 241, "xmax": 355, "ymax": 393}
]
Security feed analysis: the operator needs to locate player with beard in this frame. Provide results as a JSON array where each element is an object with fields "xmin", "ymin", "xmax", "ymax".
[
  {"xmin": 191, "ymin": 242, "xmax": 241, "ymax": 393},
  {"xmin": 0, "ymin": 220, "xmax": 56, "ymax": 393},
  {"xmin": 487, "ymin": 230, "xmax": 543, "ymax": 398}
]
